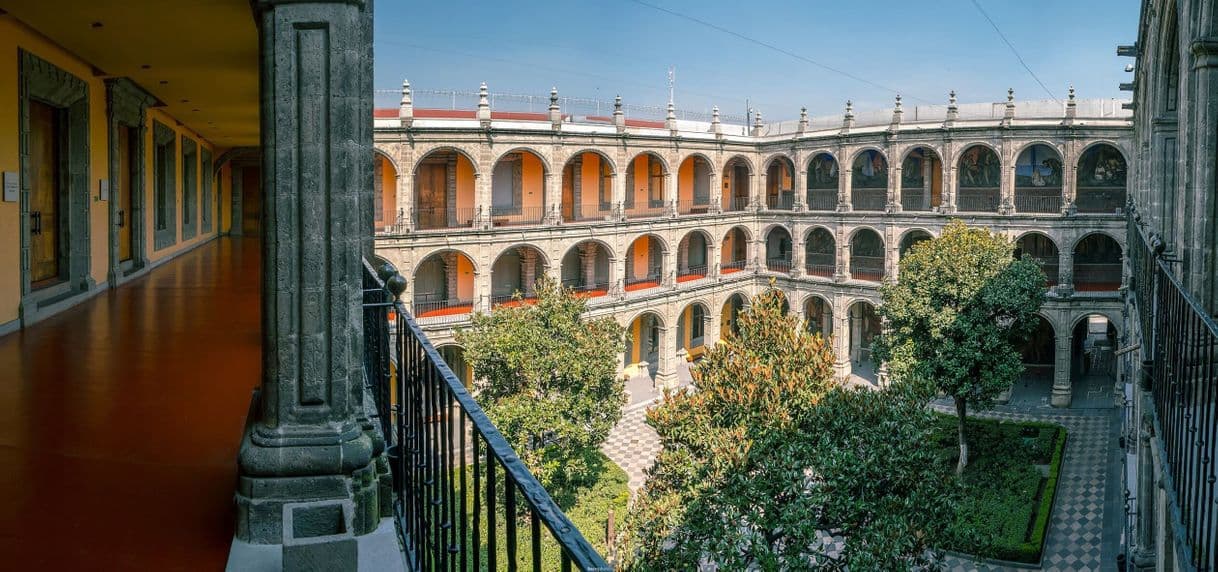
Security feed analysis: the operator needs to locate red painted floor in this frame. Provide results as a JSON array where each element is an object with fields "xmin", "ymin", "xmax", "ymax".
[{"xmin": 0, "ymin": 238, "xmax": 261, "ymax": 570}]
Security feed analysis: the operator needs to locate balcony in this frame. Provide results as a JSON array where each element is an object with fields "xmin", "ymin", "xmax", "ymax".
[
  {"xmin": 624, "ymin": 200, "xmax": 667, "ymax": 219},
  {"xmin": 677, "ymin": 200, "xmax": 713, "ymax": 216},
  {"xmin": 565, "ymin": 203, "xmax": 614, "ymax": 223},
  {"xmin": 766, "ymin": 194, "xmax": 794, "ymax": 211},
  {"xmin": 624, "ymin": 271, "xmax": 662, "ymax": 292},
  {"xmin": 724, "ymin": 196, "xmax": 750, "ymax": 212},
  {"xmin": 721, "ymin": 259, "xmax": 747, "ymax": 275},
  {"xmin": 1076, "ymin": 189, "xmax": 1126, "ymax": 214},
  {"xmin": 1073, "ymin": 262, "xmax": 1122, "ymax": 292},
  {"xmin": 363, "ymin": 265, "xmax": 611, "ymax": 571},
  {"xmin": 561, "ymin": 278, "xmax": 611, "ymax": 298},
  {"xmin": 766, "ymin": 258, "xmax": 792, "ymax": 273},
  {"xmin": 677, "ymin": 264, "xmax": 708, "ymax": 283},
  {"xmin": 900, "ymin": 191, "xmax": 931, "ymax": 212},
  {"xmin": 1014, "ymin": 193, "xmax": 1062, "ymax": 214},
  {"xmin": 806, "ymin": 190, "xmax": 837, "ymax": 211},
  {"xmin": 414, "ymin": 206, "xmax": 478, "ymax": 231},
  {"xmin": 851, "ymin": 189, "xmax": 886, "ymax": 211},
  {"xmin": 805, "ymin": 253, "xmax": 835, "ymax": 279},
  {"xmin": 490, "ymin": 205, "xmax": 546, "ymax": 227},
  {"xmin": 957, "ymin": 190, "xmax": 1000, "ymax": 213},
  {"xmin": 413, "ymin": 293, "xmax": 475, "ymax": 324},
  {"xmin": 850, "ymin": 255, "xmax": 885, "ymax": 282}
]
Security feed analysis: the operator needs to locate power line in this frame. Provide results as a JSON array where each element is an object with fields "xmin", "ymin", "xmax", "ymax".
[
  {"xmin": 969, "ymin": 0, "xmax": 1059, "ymax": 103},
  {"xmin": 625, "ymin": 0, "xmax": 933, "ymax": 104}
]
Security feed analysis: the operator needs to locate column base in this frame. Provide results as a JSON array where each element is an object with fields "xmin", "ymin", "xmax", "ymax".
[
  {"xmin": 655, "ymin": 368, "xmax": 680, "ymax": 391},
  {"xmin": 226, "ymin": 516, "xmax": 405, "ymax": 572},
  {"xmin": 833, "ymin": 359, "xmax": 851, "ymax": 380},
  {"xmin": 1050, "ymin": 386, "xmax": 1073, "ymax": 408}
]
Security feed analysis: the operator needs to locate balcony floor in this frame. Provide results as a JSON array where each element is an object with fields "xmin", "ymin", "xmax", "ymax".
[{"xmin": 0, "ymin": 237, "xmax": 260, "ymax": 570}]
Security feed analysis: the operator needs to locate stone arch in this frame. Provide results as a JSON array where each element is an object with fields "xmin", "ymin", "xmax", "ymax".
[
  {"xmin": 847, "ymin": 224, "xmax": 885, "ymax": 244},
  {"xmin": 372, "ymin": 146, "xmax": 401, "ymax": 174},
  {"xmin": 721, "ymin": 291, "xmax": 749, "ymax": 336},
  {"xmin": 723, "ymin": 224, "xmax": 753, "ymax": 244},
  {"xmin": 847, "ymin": 145, "xmax": 888, "ymax": 166},
  {"xmin": 413, "ymin": 247, "xmax": 481, "ymax": 275},
  {"xmin": 490, "ymin": 146, "xmax": 552, "ymax": 174},
  {"xmin": 721, "ymin": 226, "xmax": 752, "ymax": 272},
  {"xmin": 625, "ymin": 308, "xmax": 668, "ymax": 330},
  {"xmin": 898, "ymin": 146, "xmax": 944, "ymax": 211},
  {"xmin": 1068, "ymin": 309, "xmax": 1123, "ymax": 334},
  {"xmin": 849, "ymin": 228, "xmax": 886, "ymax": 282},
  {"xmin": 763, "ymin": 225, "xmax": 794, "ymax": 272},
  {"xmin": 1071, "ymin": 230, "xmax": 1124, "ymax": 253},
  {"xmin": 898, "ymin": 228, "xmax": 934, "ymax": 259},
  {"xmin": 1075, "ymin": 142, "xmax": 1129, "ymax": 214},
  {"xmin": 627, "ymin": 231, "xmax": 672, "ymax": 255},
  {"xmin": 677, "ymin": 229, "xmax": 713, "ymax": 279},
  {"xmin": 803, "ymin": 293, "xmax": 834, "ymax": 337},
  {"xmin": 1072, "ymin": 232, "xmax": 1124, "ymax": 292},
  {"xmin": 414, "ymin": 145, "xmax": 482, "ymax": 177},
  {"xmin": 490, "ymin": 242, "xmax": 552, "ymax": 271},
  {"xmin": 898, "ymin": 144, "xmax": 943, "ymax": 164},
  {"xmin": 951, "ymin": 141, "xmax": 1002, "ymax": 167},
  {"xmin": 626, "ymin": 149, "xmax": 671, "ymax": 174},
  {"xmin": 412, "ymin": 249, "xmax": 478, "ymax": 316},
  {"xmin": 563, "ymin": 148, "xmax": 619, "ymax": 175},
  {"xmin": 761, "ymin": 152, "xmax": 795, "ymax": 173},
  {"xmin": 676, "ymin": 300, "xmax": 712, "ymax": 354},
  {"xmin": 413, "ymin": 147, "xmax": 479, "ymax": 230},
  {"xmin": 804, "ymin": 226, "xmax": 837, "ymax": 278},
  {"xmin": 561, "ymin": 237, "xmax": 617, "ymax": 261},
  {"xmin": 722, "ymin": 153, "xmax": 756, "ymax": 174},
  {"xmin": 677, "ymin": 151, "xmax": 718, "ymax": 175},
  {"xmin": 802, "ymin": 149, "xmax": 839, "ymax": 173},
  {"xmin": 1013, "ymin": 140, "xmax": 1066, "ymax": 161},
  {"xmin": 1014, "ymin": 142, "xmax": 1065, "ymax": 213},
  {"xmin": 560, "ymin": 239, "xmax": 613, "ymax": 294},
  {"xmin": 955, "ymin": 143, "xmax": 1003, "ymax": 212}
]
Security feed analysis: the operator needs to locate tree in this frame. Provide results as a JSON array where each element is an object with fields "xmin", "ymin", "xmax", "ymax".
[
  {"xmin": 623, "ymin": 288, "xmax": 957, "ymax": 570},
  {"xmin": 456, "ymin": 277, "xmax": 626, "ymax": 491},
  {"xmin": 871, "ymin": 220, "xmax": 1047, "ymax": 474}
]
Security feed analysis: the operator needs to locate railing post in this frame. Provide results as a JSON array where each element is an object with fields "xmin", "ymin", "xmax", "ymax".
[{"xmin": 235, "ymin": 0, "xmax": 386, "ymax": 554}]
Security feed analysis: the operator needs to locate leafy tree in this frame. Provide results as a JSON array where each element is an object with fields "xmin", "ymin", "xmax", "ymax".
[
  {"xmin": 871, "ymin": 220, "xmax": 1046, "ymax": 474},
  {"xmin": 623, "ymin": 288, "xmax": 957, "ymax": 570},
  {"xmin": 457, "ymin": 277, "xmax": 626, "ymax": 491}
]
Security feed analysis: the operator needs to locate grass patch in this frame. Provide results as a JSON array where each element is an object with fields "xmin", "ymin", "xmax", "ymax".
[
  {"xmin": 934, "ymin": 415, "xmax": 1067, "ymax": 564},
  {"xmin": 458, "ymin": 449, "xmax": 630, "ymax": 569}
]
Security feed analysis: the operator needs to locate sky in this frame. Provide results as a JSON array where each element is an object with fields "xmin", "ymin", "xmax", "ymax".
[{"xmin": 373, "ymin": 0, "xmax": 1140, "ymax": 121}]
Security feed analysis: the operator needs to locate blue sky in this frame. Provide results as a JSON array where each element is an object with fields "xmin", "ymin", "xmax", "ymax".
[{"xmin": 373, "ymin": 0, "xmax": 1139, "ymax": 120}]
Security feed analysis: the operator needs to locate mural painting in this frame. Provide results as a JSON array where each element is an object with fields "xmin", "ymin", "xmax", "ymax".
[
  {"xmin": 958, "ymin": 146, "xmax": 1001, "ymax": 188},
  {"xmin": 806, "ymin": 153, "xmax": 839, "ymax": 190},
  {"xmin": 852, "ymin": 149, "xmax": 888, "ymax": 189},
  {"xmin": 1015, "ymin": 144, "xmax": 1063, "ymax": 188},
  {"xmin": 1077, "ymin": 145, "xmax": 1127, "ymax": 188}
]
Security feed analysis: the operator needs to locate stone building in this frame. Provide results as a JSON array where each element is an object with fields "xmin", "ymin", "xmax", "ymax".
[
  {"xmin": 1122, "ymin": 0, "xmax": 1218, "ymax": 569},
  {"xmin": 374, "ymin": 84, "xmax": 1133, "ymax": 407}
]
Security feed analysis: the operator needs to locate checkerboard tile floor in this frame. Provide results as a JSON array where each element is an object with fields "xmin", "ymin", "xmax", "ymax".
[{"xmin": 602, "ymin": 398, "xmax": 1113, "ymax": 571}]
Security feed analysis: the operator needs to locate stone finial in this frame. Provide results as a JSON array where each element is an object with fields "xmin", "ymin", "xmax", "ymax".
[
  {"xmin": 398, "ymin": 78, "xmax": 413, "ymax": 127},
  {"xmin": 613, "ymin": 95, "xmax": 625, "ymax": 133},
  {"xmin": 945, "ymin": 90, "xmax": 959, "ymax": 125},
  {"xmin": 751, "ymin": 110, "xmax": 764, "ymax": 136},
  {"xmin": 665, "ymin": 101, "xmax": 678, "ymax": 132},
  {"xmin": 798, "ymin": 106, "xmax": 808, "ymax": 133},
  {"xmin": 477, "ymin": 82, "xmax": 491, "ymax": 126},
  {"xmin": 1063, "ymin": 84, "xmax": 1077, "ymax": 124},
  {"xmin": 891, "ymin": 94, "xmax": 903, "ymax": 126},
  {"xmin": 842, "ymin": 100, "xmax": 855, "ymax": 130},
  {"xmin": 1003, "ymin": 87, "xmax": 1016, "ymax": 125},
  {"xmin": 549, "ymin": 87, "xmax": 562, "ymax": 128},
  {"xmin": 711, "ymin": 105, "xmax": 722, "ymax": 137}
]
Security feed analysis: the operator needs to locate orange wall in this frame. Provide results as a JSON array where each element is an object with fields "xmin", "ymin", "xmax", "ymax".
[
  {"xmin": 456, "ymin": 255, "xmax": 475, "ymax": 300},
  {"xmin": 218, "ymin": 163, "xmax": 232, "ymax": 234},
  {"xmin": 521, "ymin": 152, "xmax": 544, "ymax": 211},
  {"xmin": 630, "ymin": 155, "xmax": 655, "ymax": 206},
  {"xmin": 455, "ymin": 156, "xmax": 475, "ymax": 213},
  {"xmin": 678, "ymin": 159, "xmax": 695, "ymax": 204},
  {"xmin": 631, "ymin": 238, "xmax": 653, "ymax": 277},
  {"xmin": 377, "ymin": 155, "xmax": 397, "ymax": 225},
  {"xmin": 721, "ymin": 232, "xmax": 738, "ymax": 264},
  {"xmin": 579, "ymin": 153, "xmax": 603, "ymax": 208}
]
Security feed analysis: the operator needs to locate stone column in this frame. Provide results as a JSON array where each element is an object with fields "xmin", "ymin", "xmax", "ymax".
[
  {"xmin": 922, "ymin": 155, "xmax": 933, "ymax": 210},
  {"xmin": 1050, "ymin": 334, "xmax": 1073, "ymax": 407},
  {"xmin": 1058, "ymin": 248, "xmax": 1075, "ymax": 296},
  {"xmin": 835, "ymin": 229, "xmax": 851, "ymax": 282},
  {"xmin": 655, "ymin": 324, "xmax": 679, "ymax": 389},
  {"xmin": 942, "ymin": 163, "xmax": 958, "ymax": 213},
  {"xmin": 473, "ymin": 267, "xmax": 491, "ymax": 313},
  {"xmin": 753, "ymin": 170, "xmax": 767, "ymax": 211},
  {"xmin": 887, "ymin": 161, "xmax": 901, "ymax": 213},
  {"xmin": 519, "ymin": 247, "xmax": 538, "ymax": 297},
  {"xmin": 661, "ymin": 245, "xmax": 675, "ymax": 288},
  {"xmin": 832, "ymin": 302, "xmax": 851, "ymax": 378},
  {"xmin": 542, "ymin": 172, "xmax": 559, "ymax": 224},
  {"xmin": 792, "ymin": 155, "xmax": 806, "ymax": 211},
  {"xmin": 791, "ymin": 229, "xmax": 806, "ymax": 278},
  {"xmin": 396, "ymin": 159, "xmax": 412, "ymax": 231},
  {"xmin": 1000, "ymin": 143, "xmax": 1015, "ymax": 215},
  {"xmin": 571, "ymin": 156, "xmax": 583, "ymax": 221},
  {"xmin": 708, "ymin": 170, "xmax": 723, "ymax": 213},
  {"xmin": 666, "ymin": 167, "xmax": 679, "ymax": 216},
  {"xmin": 707, "ymin": 242, "xmax": 720, "ymax": 278},
  {"xmin": 838, "ymin": 166, "xmax": 853, "ymax": 212},
  {"xmin": 750, "ymin": 237, "xmax": 764, "ymax": 271},
  {"xmin": 446, "ymin": 155, "xmax": 459, "ymax": 225},
  {"xmin": 442, "ymin": 252, "xmax": 459, "ymax": 301},
  {"xmin": 580, "ymin": 243, "xmax": 597, "ymax": 287},
  {"xmin": 236, "ymin": 0, "xmax": 380, "ymax": 546}
]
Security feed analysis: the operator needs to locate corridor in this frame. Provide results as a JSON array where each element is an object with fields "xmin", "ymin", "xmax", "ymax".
[{"xmin": 0, "ymin": 238, "xmax": 261, "ymax": 570}]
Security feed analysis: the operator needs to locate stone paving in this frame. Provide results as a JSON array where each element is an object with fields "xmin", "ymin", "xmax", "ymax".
[{"xmin": 600, "ymin": 379, "xmax": 1117, "ymax": 571}]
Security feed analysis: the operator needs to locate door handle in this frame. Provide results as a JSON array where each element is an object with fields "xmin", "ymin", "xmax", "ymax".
[
  {"xmin": 117, "ymin": 209, "xmax": 125, "ymax": 228},
  {"xmin": 30, "ymin": 211, "xmax": 41, "ymax": 236}
]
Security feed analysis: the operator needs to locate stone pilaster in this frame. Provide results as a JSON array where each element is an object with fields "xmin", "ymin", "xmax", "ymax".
[
  {"xmin": 655, "ymin": 324, "xmax": 679, "ymax": 389},
  {"xmin": 236, "ymin": 0, "xmax": 379, "ymax": 545},
  {"xmin": 571, "ymin": 156, "xmax": 583, "ymax": 221},
  {"xmin": 838, "ymin": 165, "xmax": 853, "ymax": 212},
  {"xmin": 1050, "ymin": 334, "xmax": 1072, "ymax": 407},
  {"xmin": 519, "ymin": 247, "xmax": 538, "ymax": 297},
  {"xmin": 1058, "ymin": 248, "xmax": 1075, "ymax": 296}
]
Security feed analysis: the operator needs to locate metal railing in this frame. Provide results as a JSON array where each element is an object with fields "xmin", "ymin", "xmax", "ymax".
[
  {"xmin": 766, "ymin": 194, "xmax": 795, "ymax": 210},
  {"xmin": 1127, "ymin": 215, "xmax": 1218, "ymax": 571},
  {"xmin": 1073, "ymin": 262, "xmax": 1123, "ymax": 291},
  {"xmin": 490, "ymin": 206, "xmax": 546, "ymax": 227},
  {"xmin": 766, "ymin": 258, "xmax": 792, "ymax": 273},
  {"xmin": 721, "ymin": 259, "xmax": 748, "ymax": 273},
  {"xmin": 805, "ymin": 253, "xmax": 835, "ymax": 278},
  {"xmin": 724, "ymin": 196, "xmax": 750, "ymax": 212},
  {"xmin": 415, "ymin": 206, "xmax": 478, "ymax": 231},
  {"xmin": 806, "ymin": 191, "xmax": 838, "ymax": 211},
  {"xmin": 623, "ymin": 204, "xmax": 667, "ymax": 219},
  {"xmin": 851, "ymin": 189, "xmax": 886, "ymax": 211},
  {"xmin": 900, "ymin": 191, "xmax": 932, "ymax": 212},
  {"xmin": 850, "ymin": 255, "xmax": 885, "ymax": 282},
  {"xmin": 362, "ymin": 262, "xmax": 611, "ymax": 571},
  {"xmin": 1076, "ymin": 189, "xmax": 1127, "ymax": 214},
  {"xmin": 490, "ymin": 292, "xmax": 539, "ymax": 308},
  {"xmin": 564, "ymin": 205, "xmax": 613, "ymax": 223},
  {"xmin": 1014, "ymin": 193, "xmax": 1063, "ymax": 214},
  {"xmin": 677, "ymin": 265, "xmax": 708, "ymax": 281},
  {"xmin": 676, "ymin": 200, "xmax": 712, "ymax": 215},
  {"xmin": 624, "ymin": 272, "xmax": 662, "ymax": 290},
  {"xmin": 560, "ymin": 278, "xmax": 611, "ymax": 297},
  {"xmin": 956, "ymin": 190, "xmax": 1001, "ymax": 213}
]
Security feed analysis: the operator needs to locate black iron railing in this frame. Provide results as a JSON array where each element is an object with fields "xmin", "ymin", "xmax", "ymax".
[
  {"xmin": 677, "ymin": 265, "xmax": 708, "ymax": 281},
  {"xmin": 564, "ymin": 205, "xmax": 613, "ymax": 223},
  {"xmin": 724, "ymin": 196, "xmax": 750, "ymax": 212},
  {"xmin": 676, "ymin": 200, "xmax": 712, "ymax": 215},
  {"xmin": 624, "ymin": 204, "xmax": 667, "ymax": 219},
  {"xmin": 900, "ymin": 191, "xmax": 932, "ymax": 211},
  {"xmin": 490, "ymin": 206, "xmax": 546, "ymax": 227},
  {"xmin": 624, "ymin": 272, "xmax": 662, "ymax": 289},
  {"xmin": 806, "ymin": 191, "xmax": 837, "ymax": 211},
  {"xmin": 721, "ymin": 259, "xmax": 747, "ymax": 273},
  {"xmin": 805, "ymin": 253, "xmax": 835, "ymax": 278},
  {"xmin": 1128, "ymin": 213, "xmax": 1218, "ymax": 570},
  {"xmin": 851, "ymin": 189, "xmax": 886, "ymax": 211},
  {"xmin": 766, "ymin": 258, "xmax": 792, "ymax": 273},
  {"xmin": 766, "ymin": 194, "xmax": 794, "ymax": 210},
  {"xmin": 850, "ymin": 255, "xmax": 885, "ymax": 282},
  {"xmin": 414, "ymin": 206, "xmax": 478, "ymax": 231},
  {"xmin": 560, "ymin": 278, "xmax": 611, "ymax": 296},
  {"xmin": 957, "ymin": 190, "xmax": 1000, "ymax": 213},
  {"xmin": 363, "ymin": 261, "xmax": 612, "ymax": 571},
  {"xmin": 1014, "ymin": 193, "xmax": 1062, "ymax": 214},
  {"xmin": 1077, "ymin": 189, "xmax": 1127, "ymax": 214}
]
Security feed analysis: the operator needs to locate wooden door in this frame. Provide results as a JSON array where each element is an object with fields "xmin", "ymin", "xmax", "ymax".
[
  {"xmin": 117, "ymin": 125, "xmax": 133, "ymax": 262},
  {"xmin": 240, "ymin": 166, "xmax": 261, "ymax": 236},
  {"xmin": 28, "ymin": 100, "xmax": 61, "ymax": 287},
  {"xmin": 416, "ymin": 163, "xmax": 446, "ymax": 229}
]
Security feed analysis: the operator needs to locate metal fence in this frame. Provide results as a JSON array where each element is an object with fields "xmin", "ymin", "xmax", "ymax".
[{"xmin": 363, "ymin": 261, "xmax": 612, "ymax": 571}]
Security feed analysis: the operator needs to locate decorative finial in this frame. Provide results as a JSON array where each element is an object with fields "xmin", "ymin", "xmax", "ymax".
[
  {"xmin": 1068, "ymin": 84, "xmax": 1075, "ymax": 101},
  {"xmin": 711, "ymin": 105, "xmax": 722, "ymax": 137},
  {"xmin": 949, "ymin": 90, "xmax": 957, "ymax": 106},
  {"xmin": 401, "ymin": 79, "xmax": 412, "ymax": 105},
  {"xmin": 1007, "ymin": 87, "xmax": 1014, "ymax": 102},
  {"xmin": 798, "ymin": 106, "xmax": 809, "ymax": 133},
  {"xmin": 613, "ymin": 94, "xmax": 625, "ymax": 133},
  {"xmin": 614, "ymin": 94, "xmax": 622, "ymax": 112},
  {"xmin": 846, "ymin": 100, "xmax": 854, "ymax": 114},
  {"xmin": 477, "ymin": 82, "xmax": 491, "ymax": 126},
  {"xmin": 665, "ymin": 100, "xmax": 678, "ymax": 132},
  {"xmin": 894, "ymin": 94, "xmax": 902, "ymax": 110},
  {"xmin": 891, "ymin": 94, "xmax": 903, "ymax": 127},
  {"xmin": 549, "ymin": 87, "xmax": 561, "ymax": 129},
  {"xmin": 945, "ymin": 90, "xmax": 959, "ymax": 125},
  {"xmin": 843, "ymin": 100, "xmax": 855, "ymax": 131},
  {"xmin": 1003, "ymin": 87, "xmax": 1016, "ymax": 124},
  {"xmin": 399, "ymin": 78, "xmax": 414, "ymax": 126},
  {"xmin": 550, "ymin": 87, "xmax": 558, "ymax": 107}
]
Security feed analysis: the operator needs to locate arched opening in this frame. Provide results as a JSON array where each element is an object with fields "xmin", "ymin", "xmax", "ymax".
[
  {"xmin": 1007, "ymin": 315, "xmax": 1056, "ymax": 405},
  {"xmin": 804, "ymin": 228, "xmax": 836, "ymax": 278},
  {"xmin": 490, "ymin": 149, "xmax": 546, "ymax": 226},
  {"xmin": 764, "ymin": 226, "xmax": 793, "ymax": 273},
  {"xmin": 956, "ymin": 145, "xmax": 1001, "ymax": 213},
  {"xmin": 899, "ymin": 147, "xmax": 942, "ymax": 211},
  {"xmin": 676, "ymin": 302, "xmax": 710, "ymax": 360},
  {"xmin": 373, "ymin": 152, "xmax": 398, "ymax": 233},
  {"xmin": 625, "ymin": 312, "xmax": 663, "ymax": 376},
  {"xmin": 1075, "ymin": 144, "xmax": 1128, "ymax": 214},
  {"xmin": 414, "ymin": 149, "xmax": 476, "ymax": 230},
  {"xmin": 1071, "ymin": 314, "xmax": 1117, "ymax": 406},
  {"xmin": 561, "ymin": 151, "xmax": 613, "ymax": 222},
  {"xmin": 625, "ymin": 152, "xmax": 667, "ymax": 219},
  {"xmin": 413, "ymin": 250, "xmax": 476, "ymax": 320},
  {"xmin": 625, "ymin": 234, "xmax": 665, "ymax": 292},
  {"xmin": 722, "ymin": 156, "xmax": 751, "ymax": 212},
  {"xmin": 765, "ymin": 156, "xmax": 795, "ymax": 210},
  {"xmin": 721, "ymin": 227, "xmax": 750, "ymax": 274},
  {"xmin": 848, "ymin": 301, "xmax": 881, "ymax": 383},
  {"xmin": 1014, "ymin": 144, "xmax": 1063, "ymax": 213},
  {"xmin": 677, "ymin": 231, "xmax": 710, "ymax": 282},
  {"xmin": 490, "ymin": 246, "xmax": 547, "ymax": 307},
  {"xmin": 898, "ymin": 230, "xmax": 933, "ymax": 260},
  {"xmin": 1073, "ymin": 234, "xmax": 1123, "ymax": 292},
  {"xmin": 851, "ymin": 149, "xmax": 888, "ymax": 211},
  {"xmin": 561, "ymin": 241, "xmax": 611, "ymax": 297},
  {"xmin": 438, "ymin": 345, "xmax": 472, "ymax": 389},
  {"xmin": 1015, "ymin": 233, "xmax": 1060, "ymax": 286},
  {"xmin": 805, "ymin": 152, "xmax": 839, "ymax": 211},
  {"xmin": 721, "ymin": 293, "xmax": 747, "ymax": 336},
  {"xmin": 805, "ymin": 295, "xmax": 833, "ymax": 338},
  {"xmin": 850, "ymin": 229, "xmax": 885, "ymax": 282},
  {"xmin": 677, "ymin": 155, "xmax": 713, "ymax": 215},
  {"xmin": 765, "ymin": 289, "xmax": 791, "ymax": 315}
]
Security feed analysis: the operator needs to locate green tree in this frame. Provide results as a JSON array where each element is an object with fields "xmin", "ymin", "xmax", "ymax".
[
  {"xmin": 872, "ymin": 220, "xmax": 1047, "ymax": 474},
  {"xmin": 457, "ymin": 277, "xmax": 626, "ymax": 491},
  {"xmin": 623, "ymin": 288, "xmax": 956, "ymax": 570}
]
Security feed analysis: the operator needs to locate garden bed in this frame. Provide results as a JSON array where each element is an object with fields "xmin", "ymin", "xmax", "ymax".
[{"xmin": 934, "ymin": 415, "xmax": 1067, "ymax": 564}]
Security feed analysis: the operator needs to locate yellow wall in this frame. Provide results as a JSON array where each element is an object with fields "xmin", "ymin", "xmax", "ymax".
[
  {"xmin": 145, "ymin": 108, "xmax": 220, "ymax": 263},
  {"xmin": 0, "ymin": 15, "xmax": 228, "ymax": 326},
  {"xmin": 629, "ymin": 318, "xmax": 642, "ymax": 364},
  {"xmin": 218, "ymin": 163, "xmax": 232, "ymax": 234},
  {"xmin": 455, "ymin": 156, "xmax": 475, "ymax": 213},
  {"xmin": 678, "ymin": 159, "xmax": 694, "ymax": 204},
  {"xmin": 376, "ymin": 155, "xmax": 396, "ymax": 225}
]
